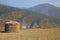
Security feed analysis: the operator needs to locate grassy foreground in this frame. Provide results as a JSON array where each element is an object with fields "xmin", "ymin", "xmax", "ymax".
[{"xmin": 0, "ymin": 28, "xmax": 60, "ymax": 40}]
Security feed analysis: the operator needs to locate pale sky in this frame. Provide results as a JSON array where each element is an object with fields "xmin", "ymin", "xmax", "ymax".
[{"xmin": 0, "ymin": 0, "xmax": 60, "ymax": 8}]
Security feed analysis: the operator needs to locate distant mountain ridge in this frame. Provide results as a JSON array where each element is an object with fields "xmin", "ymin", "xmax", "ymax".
[
  {"xmin": 28, "ymin": 3, "xmax": 60, "ymax": 19},
  {"xmin": 0, "ymin": 4, "xmax": 60, "ymax": 28}
]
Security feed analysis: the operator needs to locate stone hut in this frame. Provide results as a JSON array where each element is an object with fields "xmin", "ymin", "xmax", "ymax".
[{"xmin": 5, "ymin": 21, "xmax": 20, "ymax": 33}]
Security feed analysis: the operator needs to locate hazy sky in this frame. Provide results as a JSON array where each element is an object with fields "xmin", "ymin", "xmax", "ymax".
[{"xmin": 0, "ymin": 0, "xmax": 60, "ymax": 8}]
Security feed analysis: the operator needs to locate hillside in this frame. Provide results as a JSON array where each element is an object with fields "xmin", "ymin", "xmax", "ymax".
[
  {"xmin": 0, "ymin": 4, "xmax": 60, "ymax": 28},
  {"xmin": 28, "ymin": 3, "xmax": 60, "ymax": 19}
]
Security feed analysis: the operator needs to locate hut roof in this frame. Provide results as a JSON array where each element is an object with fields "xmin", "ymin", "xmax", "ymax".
[{"xmin": 5, "ymin": 21, "xmax": 20, "ymax": 26}]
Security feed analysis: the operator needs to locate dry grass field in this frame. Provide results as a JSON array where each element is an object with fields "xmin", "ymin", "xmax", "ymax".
[{"xmin": 0, "ymin": 27, "xmax": 60, "ymax": 40}]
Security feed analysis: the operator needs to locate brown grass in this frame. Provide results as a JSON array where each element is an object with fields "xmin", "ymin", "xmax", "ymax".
[{"xmin": 0, "ymin": 27, "xmax": 60, "ymax": 40}]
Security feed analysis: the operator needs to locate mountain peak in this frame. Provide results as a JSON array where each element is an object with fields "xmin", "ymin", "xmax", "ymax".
[
  {"xmin": 41, "ymin": 3, "xmax": 52, "ymax": 5},
  {"xmin": 29, "ymin": 3, "xmax": 60, "ymax": 19},
  {"xmin": 36, "ymin": 3, "xmax": 55, "ymax": 7},
  {"xmin": 29, "ymin": 3, "xmax": 56, "ymax": 9}
]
